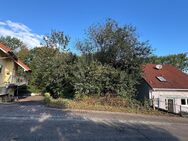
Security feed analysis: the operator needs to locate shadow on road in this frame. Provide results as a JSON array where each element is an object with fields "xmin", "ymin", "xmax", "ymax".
[{"xmin": 0, "ymin": 99, "xmax": 181, "ymax": 141}]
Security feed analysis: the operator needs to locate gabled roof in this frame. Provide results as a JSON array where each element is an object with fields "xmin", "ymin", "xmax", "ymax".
[
  {"xmin": 14, "ymin": 59, "xmax": 31, "ymax": 72},
  {"xmin": 0, "ymin": 43, "xmax": 12, "ymax": 53},
  {"xmin": 0, "ymin": 43, "xmax": 31, "ymax": 72},
  {"xmin": 142, "ymin": 64, "xmax": 188, "ymax": 89}
]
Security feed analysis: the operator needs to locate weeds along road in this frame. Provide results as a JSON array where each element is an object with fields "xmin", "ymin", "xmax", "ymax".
[{"xmin": 0, "ymin": 101, "xmax": 188, "ymax": 141}]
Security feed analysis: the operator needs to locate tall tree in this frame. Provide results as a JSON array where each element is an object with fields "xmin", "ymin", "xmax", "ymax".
[
  {"xmin": 0, "ymin": 36, "xmax": 25, "ymax": 50},
  {"xmin": 77, "ymin": 19, "xmax": 151, "ymax": 79},
  {"xmin": 76, "ymin": 19, "xmax": 152, "ymax": 98},
  {"xmin": 29, "ymin": 30, "xmax": 71, "ymax": 91},
  {"xmin": 43, "ymin": 30, "xmax": 70, "ymax": 52}
]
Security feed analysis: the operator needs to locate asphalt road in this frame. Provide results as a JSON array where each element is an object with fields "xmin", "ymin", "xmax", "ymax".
[{"xmin": 0, "ymin": 98, "xmax": 188, "ymax": 141}]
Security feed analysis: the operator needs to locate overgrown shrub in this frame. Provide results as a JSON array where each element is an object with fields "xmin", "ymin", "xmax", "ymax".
[
  {"xmin": 44, "ymin": 93, "xmax": 51, "ymax": 104},
  {"xmin": 30, "ymin": 49, "xmax": 137, "ymax": 99},
  {"xmin": 72, "ymin": 61, "xmax": 136, "ymax": 98}
]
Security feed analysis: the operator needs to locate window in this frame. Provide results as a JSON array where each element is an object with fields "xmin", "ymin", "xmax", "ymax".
[
  {"xmin": 156, "ymin": 76, "xmax": 166, "ymax": 82},
  {"xmin": 165, "ymin": 99, "xmax": 168, "ymax": 109},
  {"xmin": 181, "ymin": 99, "xmax": 186, "ymax": 105},
  {"xmin": 0, "ymin": 64, "xmax": 3, "ymax": 73}
]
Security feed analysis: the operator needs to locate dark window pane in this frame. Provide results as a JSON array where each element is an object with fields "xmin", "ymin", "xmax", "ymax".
[
  {"xmin": 0, "ymin": 64, "xmax": 3, "ymax": 73},
  {"xmin": 181, "ymin": 99, "xmax": 186, "ymax": 105}
]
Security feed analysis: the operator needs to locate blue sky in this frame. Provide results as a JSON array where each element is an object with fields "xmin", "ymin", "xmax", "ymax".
[{"xmin": 0, "ymin": 0, "xmax": 188, "ymax": 56}]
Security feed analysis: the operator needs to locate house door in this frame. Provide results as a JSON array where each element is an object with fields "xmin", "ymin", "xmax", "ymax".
[{"xmin": 168, "ymin": 99, "xmax": 174, "ymax": 113}]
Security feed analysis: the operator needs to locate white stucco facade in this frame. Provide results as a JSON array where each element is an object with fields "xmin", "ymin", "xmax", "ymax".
[{"xmin": 150, "ymin": 89, "xmax": 188, "ymax": 114}]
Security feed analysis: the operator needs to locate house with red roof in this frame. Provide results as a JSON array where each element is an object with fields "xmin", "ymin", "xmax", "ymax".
[
  {"xmin": 0, "ymin": 43, "xmax": 31, "ymax": 102},
  {"xmin": 138, "ymin": 64, "xmax": 188, "ymax": 114}
]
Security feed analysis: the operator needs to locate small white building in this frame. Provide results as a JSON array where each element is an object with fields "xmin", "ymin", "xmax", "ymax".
[{"xmin": 138, "ymin": 64, "xmax": 188, "ymax": 114}]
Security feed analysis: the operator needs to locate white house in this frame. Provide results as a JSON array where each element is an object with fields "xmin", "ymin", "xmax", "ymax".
[{"xmin": 138, "ymin": 64, "xmax": 188, "ymax": 114}]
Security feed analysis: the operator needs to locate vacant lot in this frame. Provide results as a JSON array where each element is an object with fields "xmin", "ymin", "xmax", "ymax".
[{"xmin": 0, "ymin": 97, "xmax": 188, "ymax": 141}]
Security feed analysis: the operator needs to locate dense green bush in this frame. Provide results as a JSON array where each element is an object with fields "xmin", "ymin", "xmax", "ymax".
[
  {"xmin": 72, "ymin": 61, "xmax": 136, "ymax": 98},
  {"xmin": 43, "ymin": 57, "xmax": 136, "ymax": 99}
]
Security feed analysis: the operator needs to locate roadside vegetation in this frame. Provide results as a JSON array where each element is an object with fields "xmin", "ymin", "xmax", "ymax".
[
  {"xmin": 0, "ymin": 19, "xmax": 187, "ymax": 113},
  {"xmin": 44, "ymin": 93, "xmax": 172, "ymax": 115}
]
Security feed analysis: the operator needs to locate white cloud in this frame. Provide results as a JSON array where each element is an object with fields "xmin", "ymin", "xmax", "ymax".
[
  {"xmin": 0, "ymin": 21, "xmax": 6, "ymax": 25},
  {"xmin": 0, "ymin": 20, "xmax": 43, "ymax": 48}
]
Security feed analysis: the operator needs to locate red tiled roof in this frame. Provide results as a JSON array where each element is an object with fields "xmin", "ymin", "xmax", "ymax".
[
  {"xmin": 142, "ymin": 64, "xmax": 188, "ymax": 89},
  {"xmin": 15, "ymin": 59, "xmax": 31, "ymax": 72},
  {"xmin": 0, "ymin": 43, "xmax": 31, "ymax": 72},
  {"xmin": 0, "ymin": 42, "xmax": 12, "ymax": 53}
]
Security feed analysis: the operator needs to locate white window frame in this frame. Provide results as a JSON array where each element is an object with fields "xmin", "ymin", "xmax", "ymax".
[
  {"xmin": 156, "ymin": 76, "xmax": 167, "ymax": 82},
  {"xmin": 181, "ymin": 98, "xmax": 188, "ymax": 105}
]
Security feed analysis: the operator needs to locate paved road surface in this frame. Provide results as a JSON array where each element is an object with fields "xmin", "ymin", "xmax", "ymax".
[{"xmin": 0, "ymin": 96, "xmax": 188, "ymax": 141}]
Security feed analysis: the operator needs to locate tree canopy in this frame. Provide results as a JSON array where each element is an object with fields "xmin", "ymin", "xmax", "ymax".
[
  {"xmin": 147, "ymin": 53, "xmax": 188, "ymax": 72},
  {"xmin": 43, "ymin": 30, "xmax": 70, "ymax": 51},
  {"xmin": 74, "ymin": 19, "xmax": 152, "ymax": 98},
  {"xmin": 26, "ymin": 20, "xmax": 152, "ymax": 99},
  {"xmin": 0, "ymin": 36, "xmax": 25, "ymax": 50}
]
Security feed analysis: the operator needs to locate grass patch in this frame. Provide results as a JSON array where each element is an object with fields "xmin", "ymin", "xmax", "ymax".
[{"xmin": 44, "ymin": 93, "xmax": 173, "ymax": 116}]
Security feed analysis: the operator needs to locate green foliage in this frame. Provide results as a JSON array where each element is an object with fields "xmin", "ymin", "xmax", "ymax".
[
  {"xmin": 16, "ymin": 46, "xmax": 30, "ymax": 76},
  {"xmin": 28, "ymin": 30, "xmax": 71, "ymax": 96},
  {"xmin": 27, "ymin": 84, "xmax": 41, "ymax": 93},
  {"xmin": 72, "ymin": 61, "xmax": 136, "ymax": 98},
  {"xmin": 44, "ymin": 92, "xmax": 51, "ymax": 97},
  {"xmin": 77, "ymin": 19, "xmax": 151, "ymax": 69},
  {"xmin": 45, "ymin": 52, "xmax": 77, "ymax": 98},
  {"xmin": 43, "ymin": 30, "xmax": 70, "ymax": 51},
  {"xmin": 29, "ymin": 45, "xmax": 137, "ymax": 99},
  {"xmin": 27, "ymin": 20, "xmax": 152, "ymax": 100},
  {"xmin": 147, "ymin": 53, "xmax": 188, "ymax": 71},
  {"xmin": 2, "ymin": 21, "xmax": 187, "ymax": 108},
  {"xmin": 76, "ymin": 19, "xmax": 151, "ymax": 98},
  {"xmin": 44, "ymin": 93, "xmax": 51, "ymax": 104},
  {"xmin": 17, "ymin": 46, "xmax": 30, "ymax": 62},
  {"xmin": 29, "ymin": 47, "xmax": 67, "ymax": 89},
  {"xmin": 0, "ymin": 36, "xmax": 25, "ymax": 50}
]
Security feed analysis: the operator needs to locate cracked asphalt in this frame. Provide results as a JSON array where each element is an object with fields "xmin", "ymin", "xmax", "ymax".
[{"xmin": 0, "ymin": 96, "xmax": 188, "ymax": 141}]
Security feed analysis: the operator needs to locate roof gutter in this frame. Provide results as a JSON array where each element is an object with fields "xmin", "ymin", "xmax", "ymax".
[
  {"xmin": 153, "ymin": 88, "xmax": 188, "ymax": 91},
  {"xmin": 15, "ymin": 61, "xmax": 31, "ymax": 72},
  {"xmin": 0, "ymin": 48, "xmax": 11, "ymax": 54}
]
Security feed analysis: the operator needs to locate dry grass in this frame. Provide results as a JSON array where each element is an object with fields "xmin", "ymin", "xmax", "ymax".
[{"xmin": 44, "ymin": 94, "xmax": 173, "ymax": 116}]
